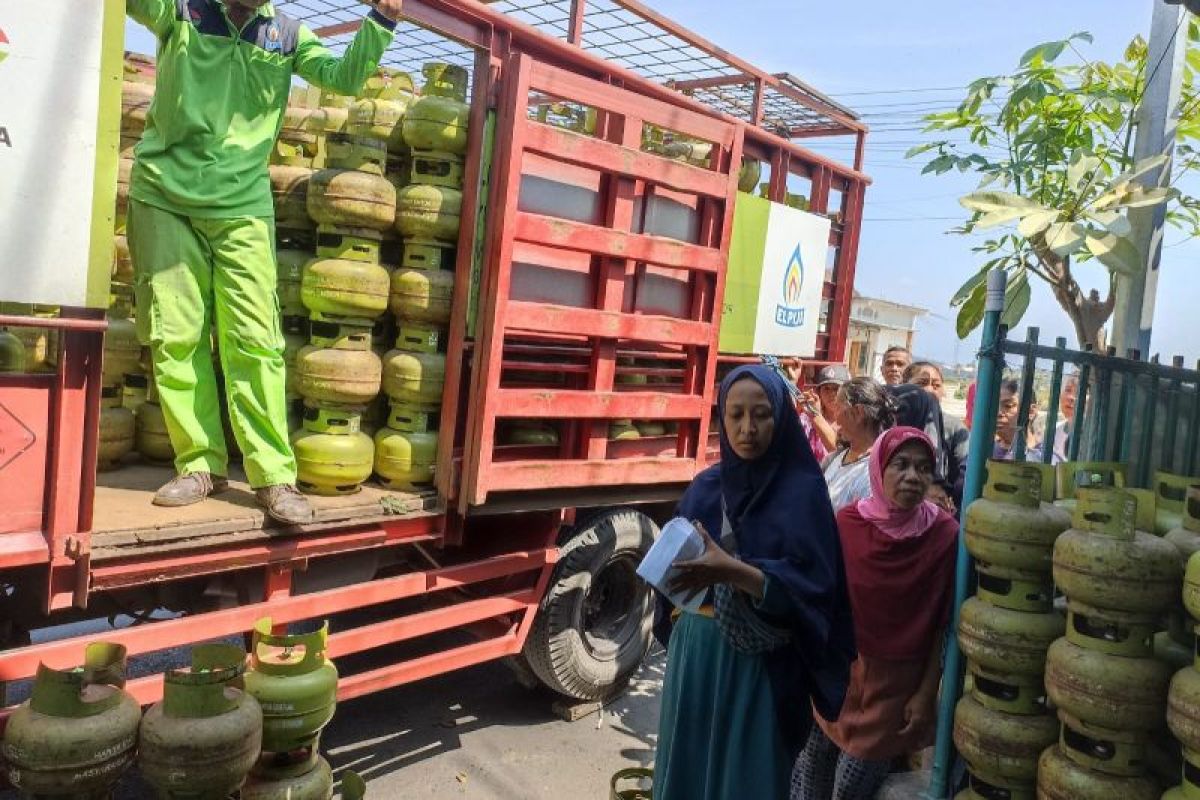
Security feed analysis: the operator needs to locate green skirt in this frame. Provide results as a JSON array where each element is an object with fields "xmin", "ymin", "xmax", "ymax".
[{"xmin": 653, "ymin": 611, "xmax": 791, "ymax": 800}]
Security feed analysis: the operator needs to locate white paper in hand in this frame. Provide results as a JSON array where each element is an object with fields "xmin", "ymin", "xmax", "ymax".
[{"xmin": 636, "ymin": 517, "xmax": 707, "ymax": 612}]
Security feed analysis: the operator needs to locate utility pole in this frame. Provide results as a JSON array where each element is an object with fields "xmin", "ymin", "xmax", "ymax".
[{"xmin": 1111, "ymin": 0, "xmax": 1187, "ymax": 357}]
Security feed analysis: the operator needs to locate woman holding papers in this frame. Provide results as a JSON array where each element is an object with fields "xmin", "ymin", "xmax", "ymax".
[
  {"xmin": 791, "ymin": 426, "xmax": 958, "ymax": 800},
  {"xmin": 651, "ymin": 365, "xmax": 855, "ymax": 800}
]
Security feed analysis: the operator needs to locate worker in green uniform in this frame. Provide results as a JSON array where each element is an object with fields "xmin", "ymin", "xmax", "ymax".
[{"xmin": 126, "ymin": 0, "xmax": 402, "ymax": 523}]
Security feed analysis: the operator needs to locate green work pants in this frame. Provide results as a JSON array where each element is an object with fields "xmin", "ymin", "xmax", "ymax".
[{"xmin": 127, "ymin": 199, "xmax": 296, "ymax": 488}]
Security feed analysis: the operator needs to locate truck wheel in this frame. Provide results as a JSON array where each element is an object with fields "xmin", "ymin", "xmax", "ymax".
[{"xmin": 523, "ymin": 509, "xmax": 658, "ymax": 700}]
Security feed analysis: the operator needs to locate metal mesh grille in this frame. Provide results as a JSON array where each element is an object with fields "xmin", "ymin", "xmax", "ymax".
[
  {"xmin": 275, "ymin": 0, "xmax": 857, "ymax": 137},
  {"xmin": 276, "ymin": 0, "xmax": 477, "ymax": 83}
]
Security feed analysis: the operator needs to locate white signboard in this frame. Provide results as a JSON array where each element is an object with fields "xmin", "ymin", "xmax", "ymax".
[
  {"xmin": 0, "ymin": 1, "xmax": 112, "ymax": 308},
  {"xmin": 752, "ymin": 202, "xmax": 832, "ymax": 356}
]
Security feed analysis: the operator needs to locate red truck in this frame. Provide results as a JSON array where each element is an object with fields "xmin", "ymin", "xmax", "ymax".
[{"xmin": 0, "ymin": 0, "xmax": 868, "ymax": 713}]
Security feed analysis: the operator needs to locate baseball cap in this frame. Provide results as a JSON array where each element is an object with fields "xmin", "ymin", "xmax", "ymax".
[{"xmin": 815, "ymin": 364, "xmax": 851, "ymax": 387}]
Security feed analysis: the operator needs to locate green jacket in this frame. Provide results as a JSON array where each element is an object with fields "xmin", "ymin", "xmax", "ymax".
[{"xmin": 127, "ymin": 0, "xmax": 395, "ymax": 219}]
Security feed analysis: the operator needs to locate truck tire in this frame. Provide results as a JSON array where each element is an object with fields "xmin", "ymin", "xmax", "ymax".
[{"xmin": 523, "ymin": 509, "xmax": 658, "ymax": 700}]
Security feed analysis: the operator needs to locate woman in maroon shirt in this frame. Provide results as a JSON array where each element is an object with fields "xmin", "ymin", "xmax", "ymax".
[{"xmin": 791, "ymin": 426, "xmax": 959, "ymax": 800}]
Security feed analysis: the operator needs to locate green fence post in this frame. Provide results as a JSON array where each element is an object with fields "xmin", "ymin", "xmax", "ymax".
[
  {"xmin": 926, "ymin": 269, "xmax": 1007, "ymax": 800},
  {"xmin": 1139, "ymin": 357, "xmax": 1161, "ymax": 485},
  {"xmin": 1165, "ymin": 356, "xmax": 1185, "ymax": 473},
  {"xmin": 1040, "ymin": 338, "xmax": 1067, "ymax": 464},
  {"xmin": 1188, "ymin": 359, "xmax": 1200, "ymax": 474},
  {"xmin": 1091, "ymin": 348, "xmax": 1116, "ymax": 461},
  {"xmin": 1013, "ymin": 328, "xmax": 1039, "ymax": 462},
  {"xmin": 1070, "ymin": 356, "xmax": 1092, "ymax": 462},
  {"xmin": 1115, "ymin": 349, "xmax": 1140, "ymax": 463}
]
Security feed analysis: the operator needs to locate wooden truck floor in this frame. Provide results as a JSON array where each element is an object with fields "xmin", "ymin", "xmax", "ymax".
[{"xmin": 89, "ymin": 463, "xmax": 441, "ymax": 562}]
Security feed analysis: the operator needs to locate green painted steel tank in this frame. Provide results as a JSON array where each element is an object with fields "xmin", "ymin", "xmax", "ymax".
[
  {"xmin": 956, "ymin": 596, "xmax": 1064, "ymax": 676},
  {"xmin": 0, "ymin": 328, "xmax": 25, "ymax": 373},
  {"xmin": 1156, "ymin": 470, "xmax": 1198, "ymax": 536},
  {"xmin": 308, "ymin": 169, "xmax": 397, "ymax": 232},
  {"xmin": 325, "ymin": 134, "xmax": 388, "ymax": 176},
  {"xmin": 737, "ymin": 158, "xmax": 762, "ymax": 194},
  {"xmin": 1044, "ymin": 637, "xmax": 1171, "ymax": 732},
  {"xmin": 1054, "ymin": 461, "xmax": 1127, "ymax": 515},
  {"xmin": 295, "ymin": 346, "xmax": 382, "ymax": 407},
  {"xmin": 1166, "ymin": 486, "xmax": 1200, "ymax": 562},
  {"xmin": 501, "ymin": 421, "xmax": 560, "ymax": 446},
  {"xmin": 112, "ymin": 234, "xmax": 134, "ymax": 283},
  {"xmin": 1036, "ymin": 744, "xmax": 1158, "ymax": 800},
  {"xmin": 349, "ymin": 96, "xmax": 408, "ymax": 143},
  {"xmin": 401, "ymin": 93, "xmax": 469, "ymax": 154},
  {"xmin": 1052, "ymin": 488, "xmax": 1182, "ymax": 616},
  {"xmin": 244, "ymin": 619, "xmax": 338, "ymax": 753},
  {"xmin": 301, "ymin": 258, "xmax": 390, "ymax": 321},
  {"xmin": 139, "ymin": 644, "xmax": 262, "ymax": 800},
  {"xmin": 389, "ymin": 267, "xmax": 454, "ymax": 325},
  {"xmin": 292, "ymin": 426, "xmax": 375, "ymax": 496},
  {"xmin": 99, "ymin": 386, "xmax": 135, "ymax": 470},
  {"xmin": 609, "ymin": 419, "xmax": 641, "ymax": 440},
  {"xmin": 394, "ymin": 184, "xmax": 462, "ymax": 242},
  {"xmin": 382, "ymin": 349, "xmax": 445, "ymax": 408},
  {"xmin": 953, "ymin": 693, "xmax": 1057, "ymax": 784},
  {"xmin": 964, "ymin": 461, "xmax": 1070, "ymax": 612},
  {"xmin": 1168, "ymin": 665, "xmax": 1200, "ymax": 752},
  {"xmin": 1, "ymin": 643, "xmax": 141, "ymax": 798},
  {"xmin": 270, "ymin": 164, "xmax": 315, "ymax": 232},
  {"xmin": 242, "ymin": 753, "xmax": 334, "ymax": 800},
  {"xmin": 103, "ymin": 316, "xmax": 142, "ymax": 387},
  {"xmin": 374, "ymin": 427, "xmax": 437, "ymax": 490},
  {"xmin": 277, "ymin": 246, "xmax": 311, "ymax": 319}
]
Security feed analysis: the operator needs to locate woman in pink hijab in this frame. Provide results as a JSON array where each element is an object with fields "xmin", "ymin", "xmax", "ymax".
[{"xmin": 791, "ymin": 427, "xmax": 959, "ymax": 800}]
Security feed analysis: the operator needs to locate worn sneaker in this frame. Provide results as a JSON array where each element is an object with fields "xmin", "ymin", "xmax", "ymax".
[
  {"xmin": 256, "ymin": 484, "xmax": 315, "ymax": 525},
  {"xmin": 152, "ymin": 472, "xmax": 229, "ymax": 507}
]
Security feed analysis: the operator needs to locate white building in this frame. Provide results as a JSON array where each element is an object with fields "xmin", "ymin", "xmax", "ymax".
[{"xmin": 847, "ymin": 292, "xmax": 928, "ymax": 378}]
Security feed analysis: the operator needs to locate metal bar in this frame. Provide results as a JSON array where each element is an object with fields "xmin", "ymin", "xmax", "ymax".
[
  {"xmin": 998, "ymin": 337, "xmax": 1200, "ymax": 383},
  {"xmin": 1013, "ymin": 327, "xmax": 1039, "ymax": 462},
  {"xmin": 523, "ymin": 123, "xmax": 731, "ymax": 197},
  {"xmin": 1091, "ymin": 350, "xmax": 1115, "ymax": 461},
  {"xmin": 492, "ymin": 388, "xmax": 705, "ymax": 419},
  {"xmin": 315, "ymin": 0, "xmax": 491, "ymax": 49},
  {"xmin": 483, "ymin": 457, "xmax": 698, "ymax": 492},
  {"xmin": 1164, "ymin": 356, "xmax": 1185, "ymax": 473},
  {"xmin": 0, "ymin": 533, "xmax": 50, "ymax": 569},
  {"xmin": 566, "ymin": 0, "xmax": 585, "ymax": 45},
  {"xmin": 336, "ymin": 634, "xmax": 520, "ymax": 702},
  {"xmin": 1041, "ymin": 337, "xmax": 1067, "ymax": 465},
  {"xmin": 750, "ymin": 78, "xmax": 765, "ymax": 127},
  {"xmin": 0, "ymin": 315, "xmax": 109, "ymax": 332},
  {"xmin": 505, "ymin": 301, "xmax": 711, "ymax": 346},
  {"xmin": 671, "ymin": 73, "xmax": 754, "ymax": 91},
  {"xmin": 513, "ymin": 212, "xmax": 725, "ymax": 272},
  {"xmin": 928, "ymin": 269, "xmax": 1008, "ymax": 800},
  {"xmin": 436, "ymin": 46, "xmax": 494, "ymax": 505},
  {"xmin": 0, "ymin": 550, "xmax": 555, "ymax": 682},
  {"xmin": 89, "ymin": 517, "xmax": 441, "ymax": 590},
  {"xmin": 1069, "ymin": 359, "xmax": 1092, "ymax": 462},
  {"xmin": 825, "ymin": 182, "xmax": 863, "ymax": 361},
  {"xmin": 854, "ymin": 131, "xmax": 866, "ymax": 174},
  {"xmin": 1139, "ymin": 365, "xmax": 1161, "ymax": 485},
  {"xmin": 1115, "ymin": 350, "xmax": 1140, "ymax": 463}
]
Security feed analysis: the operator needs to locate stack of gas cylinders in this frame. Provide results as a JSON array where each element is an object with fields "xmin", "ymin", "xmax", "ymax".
[
  {"xmin": 1167, "ymin": 486, "xmax": 1200, "ymax": 798},
  {"xmin": 1, "ymin": 619, "xmax": 359, "ymax": 799},
  {"xmin": 954, "ymin": 461, "xmax": 1069, "ymax": 800},
  {"xmin": 1038, "ymin": 486, "xmax": 1181, "ymax": 798},
  {"xmin": 377, "ymin": 62, "xmax": 470, "ymax": 491}
]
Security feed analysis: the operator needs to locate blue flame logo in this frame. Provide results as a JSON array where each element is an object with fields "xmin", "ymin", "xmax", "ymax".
[{"xmin": 775, "ymin": 243, "xmax": 806, "ymax": 328}]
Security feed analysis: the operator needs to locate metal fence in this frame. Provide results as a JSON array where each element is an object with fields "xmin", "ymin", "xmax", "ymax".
[{"xmin": 927, "ymin": 269, "xmax": 1200, "ymax": 798}]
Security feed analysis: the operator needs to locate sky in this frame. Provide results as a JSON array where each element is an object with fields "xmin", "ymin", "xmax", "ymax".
[{"xmin": 124, "ymin": 1, "xmax": 1198, "ymax": 366}]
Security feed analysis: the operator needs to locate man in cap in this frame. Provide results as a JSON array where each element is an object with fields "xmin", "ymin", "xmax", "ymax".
[
  {"xmin": 125, "ymin": 0, "xmax": 402, "ymax": 523},
  {"xmin": 798, "ymin": 364, "xmax": 850, "ymax": 462}
]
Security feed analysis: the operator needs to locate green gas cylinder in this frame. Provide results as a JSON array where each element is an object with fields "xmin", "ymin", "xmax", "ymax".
[
  {"xmin": 278, "ymin": 245, "xmax": 312, "ymax": 319},
  {"xmin": 401, "ymin": 93, "xmax": 469, "ymax": 155},
  {"xmin": 242, "ymin": 753, "xmax": 335, "ymax": 800},
  {"xmin": 1168, "ymin": 665, "xmax": 1200, "ymax": 753},
  {"xmin": 382, "ymin": 349, "xmax": 445, "ymax": 408},
  {"xmin": 953, "ymin": 693, "xmax": 1058, "ymax": 785},
  {"xmin": 137, "ymin": 397, "xmax": 175, "ymax": 465},
  {"xmin": 609, "ymin": 419, "xmax": 641, "ymax": 440},
  {"xmin": 295, "ymin": 345, "xmax": 382, "ymax": 407},
  {"xmin": 395, "ymin": 184, "xmax": 462, "ymax": 242},
  {"xmin": 103, "ymin": 316, "xmax": 142, "ymax": 387},
  {"xmin": 1, "ymin": 643, "xmax": 141, "ymax": 798},
  {"xmin": 389, "ymin": 267, "xmax": 454, "ymax": 325},
  {"xmin": 244, "ymin": 618, "xmax": 338, "ymax": 753},
  {"xmin": 1054, "ymin": 461, "xmax": 1127, "ymax": 514},
  {"xmin": 738, "ymin": 158, "xmax": 762, "ymax": 194},
  {"xmin": 270, "ymin": 164, "xmax": 315, "ymax": 233},
  {"xmin": 956, "ymin": 596, "xmax": 1064, "ymax": 677},
  {"xmin": 1052, "ymin": 488, "xmax": 1181, "ymax": 616},
  {"xmin": 374, "ymin": 427, "xmax": 438, "ymax": 490},
  {"xmin": 1035, "ymin": 745, "xmax": 1158, "ymax": 800},
  {"xmin": 349, "ymin": 96, "xmax": 408, "ymax": 143},
  {"xmin": 325, "ymin": 133, "xmax": 389, "ymax": 176},
  {"xmin": 291, "ymin": 425, "xmax": 374, "ymax": 496},
  {"xmin": 139, "ymin": 644, "xmax": 262, "ymax": 800},
  {"xmin": 301, "ymin": 257, "xmax": 390, "ymax": 321},
  {"xmin": 1044, "ymin": 636, "xmax": 1171, "ymax": 732},
  {"xmin": 1156, "ymin": 470, "xmax": 1198, "ymax": 536},
  {"xmin": 964, "ymin": 461, "xmax": 1071, "ymax": 612},
  {"xmin": 112, "ymin": 234, "xmax": 134, "ymax": 283},
  {"xmin": 99, "ymin": 386, "xmax": 135, "ymax": 470},
  {"xmin": 308, "ymin": 169, "xmax": 396, "ymax": 232},
  {"xmin": 501, "ymin": 421, "xmax": 560, "ymax": 447},
  {"xmin": 0, "ymin": 328, "xmax": 25, "ymax": 373},
  {"xmin": 1167, "ymin": 486, "xmax": 1200, "ymax": 562}
]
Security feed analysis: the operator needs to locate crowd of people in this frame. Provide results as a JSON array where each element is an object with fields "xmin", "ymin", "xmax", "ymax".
[{"xmin": 650, "ymin": 347, "xmax": 1079, "ymax": 800}]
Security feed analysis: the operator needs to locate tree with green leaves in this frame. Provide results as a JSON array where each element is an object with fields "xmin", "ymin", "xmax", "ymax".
[{"xmin": 908, "ymin": 29, "xmax": 1200, "ymax": 349}]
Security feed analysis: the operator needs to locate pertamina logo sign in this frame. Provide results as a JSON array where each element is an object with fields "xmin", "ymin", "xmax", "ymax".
[{"xmin": 774, "ymin": 243, "xmax": 806, "ymax": 328}]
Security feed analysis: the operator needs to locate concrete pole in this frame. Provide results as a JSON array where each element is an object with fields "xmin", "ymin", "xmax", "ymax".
[{"xmin": 1111, "ymin": 0, "xmax": 1187, "ymax": 357}]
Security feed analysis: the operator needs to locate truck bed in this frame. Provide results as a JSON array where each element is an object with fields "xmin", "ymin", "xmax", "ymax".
[{"xmin": 90, "ymin": 464, "xmax": 440, "ymax": 562}]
